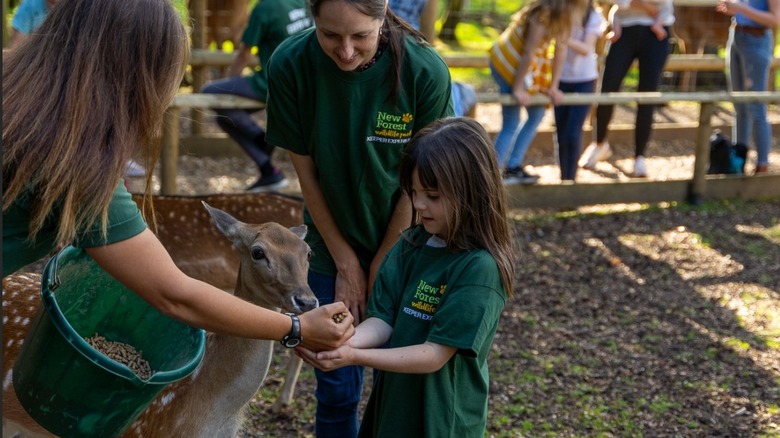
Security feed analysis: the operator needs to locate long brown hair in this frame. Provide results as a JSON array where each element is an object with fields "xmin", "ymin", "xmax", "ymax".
[
  {"xmin": 309, "ymin": 0, "xmax": 426, "ymax": 104},
  {"xmin": 517, "ymin": 0, "xmax": 588, "ymax": 40},
  {"xmin": 3, "ymin": 0, "xmax": 188, "ymax": 246},
  {"xmin": 398, "ymin": 117, "xmax": 515, "ymax": 297}
]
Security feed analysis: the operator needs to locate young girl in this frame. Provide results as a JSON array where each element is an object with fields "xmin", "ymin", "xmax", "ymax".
[
  {"xmin": 488, "ymin": 0, "xmax": 587, "ymax": 185},
  {"xmin": 554, "ymin": 0, "xmax": 607, "ymax": 181},
  {"xmin": 296, "ymin": 117, "xmax": 515, "ymax": 437}
]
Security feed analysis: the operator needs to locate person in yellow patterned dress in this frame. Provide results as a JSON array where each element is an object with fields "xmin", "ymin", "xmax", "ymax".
[{"xmin": 488, "ymin": 0, "xmax": 588, "ymax": 184}]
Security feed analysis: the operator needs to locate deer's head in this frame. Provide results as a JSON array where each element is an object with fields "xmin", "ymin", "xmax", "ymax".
[{"xmin": 202, "ymin": 202, "xmax": 318, "ymax": 314}]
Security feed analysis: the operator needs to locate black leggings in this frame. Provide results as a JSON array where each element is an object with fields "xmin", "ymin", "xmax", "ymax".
[{"xmin": 595, "ymin": 25, "xmax": 670, "ymax": 157}]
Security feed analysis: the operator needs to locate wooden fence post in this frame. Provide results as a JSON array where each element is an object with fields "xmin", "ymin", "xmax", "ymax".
[
  {"xmin": 689, "ymin": 102, "xmax": 714, "ymax": 205},
  {"xmin": 190, "ymin": 0, "xmax": 206, "ymax": 135},
  {"xmin": 161, "ymin": 108, "xmax": 181, "ymax": 195}
]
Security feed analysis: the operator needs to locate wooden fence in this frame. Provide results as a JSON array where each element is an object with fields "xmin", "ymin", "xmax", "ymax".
[
  {"xmin": 161, "ymin": 91, "xmax": 780, "ymax": 209},
  {"xmin": 188, "ymin": 49, "xmax": 780, "ymax": 72}
]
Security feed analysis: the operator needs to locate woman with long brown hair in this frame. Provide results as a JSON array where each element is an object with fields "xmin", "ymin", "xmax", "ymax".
[{"xmin": 3, "ymin": 0, "xmax": 353, "ymax": 353}]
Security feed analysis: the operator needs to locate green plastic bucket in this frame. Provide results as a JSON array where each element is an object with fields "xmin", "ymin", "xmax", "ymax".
[{"xmin": 12, "ymin": 246, "xmax": 206, "ymax": 438}]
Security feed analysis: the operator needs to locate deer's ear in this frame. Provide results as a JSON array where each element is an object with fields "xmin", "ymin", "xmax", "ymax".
[
  {"xmin": 289, "ymin": 225, "xmax": 307, "ymax": 240},
  {"xmin": 202, "ymin": 201, "xmax": 241, "ymax": 238}
]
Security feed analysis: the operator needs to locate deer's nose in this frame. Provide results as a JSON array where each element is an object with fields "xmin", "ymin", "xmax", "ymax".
[{"xmin": 292, "ymin": 294, "xmax": 319, "ymax": 313}]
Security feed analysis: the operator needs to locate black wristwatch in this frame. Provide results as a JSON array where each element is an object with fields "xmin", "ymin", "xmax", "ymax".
[{"xmin": 281, "ymin": 313, "xmax": 302, "ymax": 348}]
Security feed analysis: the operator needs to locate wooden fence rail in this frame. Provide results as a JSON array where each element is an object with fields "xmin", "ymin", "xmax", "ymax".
[
  {"xmin": 161, "ymin": 91, "xmax": 779, "ymax": 209},
  {"xmin": 188, "ymin": 49, "xmax": 780, "ymax": 71}
]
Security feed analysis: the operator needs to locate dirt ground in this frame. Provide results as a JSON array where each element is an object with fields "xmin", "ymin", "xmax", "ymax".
[
  {"xmin": 126, "ymin": 102, "xmax": 779, "ymax": 437},
  {"xmin": 231, "ymin": 199, "xmax": 780, "ymax": 438}
]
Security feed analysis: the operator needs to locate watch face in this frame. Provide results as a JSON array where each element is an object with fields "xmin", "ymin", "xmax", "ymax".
[{"xmin": 283, "ymin": 337, "xmax": 301, "ymax": 348}]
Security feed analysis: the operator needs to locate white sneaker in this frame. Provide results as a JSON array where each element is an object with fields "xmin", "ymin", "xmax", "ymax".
[
  {"xmin": 632, "ymin": 155, "xmax": 647, "ymax": 178},
  {"xmin": 579, "ymin": 142, "xmax": 612, "ymax": 169},
  {"xmin": 125, "ymin": 159, "xmax": 146, "ymax": 177}
]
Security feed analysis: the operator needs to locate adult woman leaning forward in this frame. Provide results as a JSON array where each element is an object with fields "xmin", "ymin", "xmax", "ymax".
[{"xmin": 3, "ymin": 0, "xmax": 353, "ymax": 354}]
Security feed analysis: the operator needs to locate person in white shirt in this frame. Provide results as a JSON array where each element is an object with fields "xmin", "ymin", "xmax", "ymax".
[
  {"xmin": 579, "ymin": 0, "xmax": 675, "ymax": 178},
  {"xmin": 555, "ymin": 0, "xmax": 607, "ymax": 181}
]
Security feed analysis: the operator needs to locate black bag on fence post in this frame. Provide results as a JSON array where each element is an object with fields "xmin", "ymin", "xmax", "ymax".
[{"xmin": 708, "ymin": 130, "xmax": 748, "ymax": 175}]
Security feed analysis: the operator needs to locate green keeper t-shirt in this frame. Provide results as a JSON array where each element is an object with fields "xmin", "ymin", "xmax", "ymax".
[
  {"xmin": 265, "ymin": 29, "xmax": 454, "ymax": 276},
  {"xmin": 360, "ymin": 226, "xmax": 507, "ymax": 437},
  {"xmin": 2, "ymin": 181, "xmax": 147, "ymax": 276},
  {"xmin": 242, "ymin": 0, "xmax": 312, "ymax": 98}
]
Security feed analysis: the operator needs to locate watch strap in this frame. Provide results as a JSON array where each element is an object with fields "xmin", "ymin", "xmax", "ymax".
[{"xmin": 281, "ymin": 313, "xmax": 302, "ymax": 348}]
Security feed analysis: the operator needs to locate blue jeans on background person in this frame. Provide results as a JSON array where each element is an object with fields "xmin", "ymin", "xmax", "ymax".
[
  {"xmin": 554, "ymin": 80, "xmax": 596, "ymax": 181},
  {"xmin": 490, "ymin": 66, "xmax": 546, "ymax": 170},
  {"xmin": 308, "ymin": 271, "xmax": 364, "ymax": 438},
  {"xmin": 727, "ymin": 27, "xmax": 773, "ymax": 167},
  {"xmin": 201, "ymin": 76, "xmax": 271, "ymax": 169}
]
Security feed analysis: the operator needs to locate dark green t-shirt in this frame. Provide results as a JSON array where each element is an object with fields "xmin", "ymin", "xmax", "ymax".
[
  {"xmin": 360, "ymin": 227, "xmax": 507, "ymax": 437},
  {"xmin": 265, "ymin": 29, "xmax": 454, "ymax": 276},
  {"xmin": 242, "ymin": 0, "xmax": 312, "ymax": 98},
  {"xmin": 2, "ymin": 182, "xmax": 147, "ymax": 276}
]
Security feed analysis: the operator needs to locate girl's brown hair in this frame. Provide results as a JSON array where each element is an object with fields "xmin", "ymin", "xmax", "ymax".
[
  {"xmin": 309, "ymin": 0, "xmax": 427, "ymax": 104},
  {"xmin": 3, "ymin": 0, "xmax": 188, "ymax": 246},
  {"xmin": 517, "ymin": 0, "xmax": 588, "ymax": 40},
  {"xmin": 398, "ymin": 117, "xmax": 515, "ymax": 297}
]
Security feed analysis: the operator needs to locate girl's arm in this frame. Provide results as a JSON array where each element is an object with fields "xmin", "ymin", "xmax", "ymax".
[
  {"xmin": 511, "ymin": 19, "xmax": 546, "ymax": 106},
  {"xmin": 87, "ymin": 229, "xmax": 355, "ymax": 351},
  {"xmin": 299, "ymin": 338, "xmax": 457, "ymax": 374},
  {"xmin": 367, "ymin": 193, "xmax": 411, "ymax": 296},
  {"xmin": 547, "ymin": 39, "xmax": 568, "ymax": 105},
  {"xmin": 289, "ymin": 151, "xmax": 368, "ymax": 323},
  {"xmin": 567, "ymin": 27, "xmax": 601, "ymax": 57},
  {"xmin": 344, "ymin": 317, "xmax": 393, "ymax": 348},
  {"xmin": 716, "ymin": 0, "xmax": 780, "ymax": 28},
  {"xmin": 297, "ymin": 317, "xmax": 455, "ymax": 373}
]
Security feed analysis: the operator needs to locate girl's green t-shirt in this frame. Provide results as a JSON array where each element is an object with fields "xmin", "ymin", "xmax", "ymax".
[{"xmin": 361, "ymin": 226, "xmax": 507, "ymax": 437}]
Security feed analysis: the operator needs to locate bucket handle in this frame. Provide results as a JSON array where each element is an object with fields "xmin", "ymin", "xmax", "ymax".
[{"xmin": 46, "ymin": 246, "xmax": 70, "ymax": 291}]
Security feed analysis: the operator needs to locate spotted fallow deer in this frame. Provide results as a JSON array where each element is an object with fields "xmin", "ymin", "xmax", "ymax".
[{"xmin": 2, "ymin": 197, "xmax": 314, "ymax": 438}]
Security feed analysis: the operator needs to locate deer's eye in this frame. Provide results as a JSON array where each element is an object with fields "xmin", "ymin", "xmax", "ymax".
[
  {"xmin": 251, "ymin": 247, "xmax": 265, "ymax": 261},
  {"xmin": 307, "ymin": 250, "xmax": 313, "ymax": 261}
]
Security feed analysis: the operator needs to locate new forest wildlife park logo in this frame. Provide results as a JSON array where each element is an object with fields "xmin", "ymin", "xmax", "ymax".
[
  {"xmin": 368, "ymin": 111, "xmax": 414, "ymax": 144},
  {"xmin": 403, "ymin": 279, "xmax": 447, "ymax": 321}
]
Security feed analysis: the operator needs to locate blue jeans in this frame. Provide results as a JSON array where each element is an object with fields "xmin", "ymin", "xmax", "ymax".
[
  {"xmin": 490, "ymin": 65, "xmax": 546, "ymax": 169},
  {"xmin": 201, "ymin": 76, "xmax": 271, "ymax": 169},
  {"xmin": 555, "ymin": 80, "xmax": 596, "ymax": 181},
  {"xmin": 727, "ymin": 26, "xmax": 773, "ymax": 166},
  {"xmin": 308, "ymin": 271, "xmax": 364, "ymax": 438}
]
